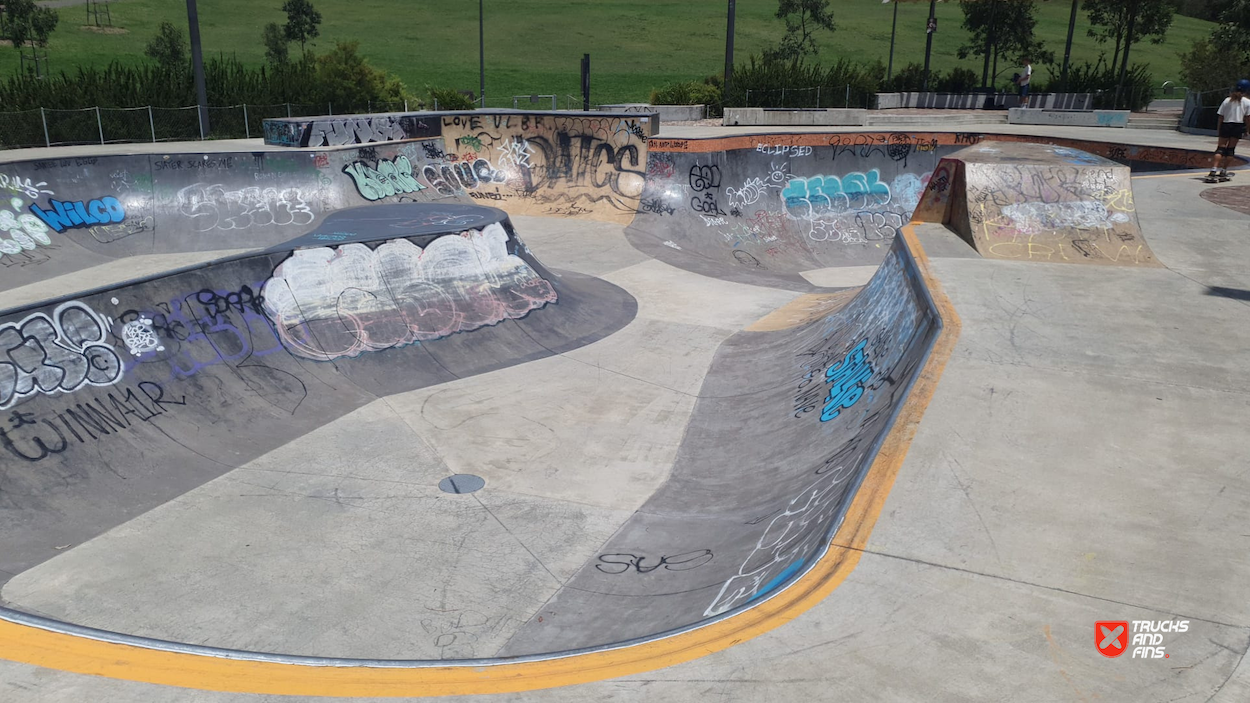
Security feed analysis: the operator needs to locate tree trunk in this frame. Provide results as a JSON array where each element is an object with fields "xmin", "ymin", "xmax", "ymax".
[
  {"xmin": 992, "ymin": 42, "xmax": 999, "ymax": 88},
  {"xmin": 1110, "ymin": 33, "xmax": 1122, "ymax": 77}
]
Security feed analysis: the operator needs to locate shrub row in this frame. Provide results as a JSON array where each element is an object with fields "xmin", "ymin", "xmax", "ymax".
[{"xmin": 652, "ymin": 55, "xmax": 1156, "ymax": 114}]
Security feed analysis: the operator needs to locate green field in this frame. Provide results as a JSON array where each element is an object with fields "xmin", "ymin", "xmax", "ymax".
[{"xmin": 2, "ymin": 0, "xmax": 1214, "ymax": 107}]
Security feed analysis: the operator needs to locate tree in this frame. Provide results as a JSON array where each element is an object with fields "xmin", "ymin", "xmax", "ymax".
[
  {"xmin": 3, "ymin": 0, "xmax": 58, "ymax": 54},
  {"xmin": 1085, "ymin": 0, "xmax": 1179, "ymax": 77},
  {"xmin": 1209, "ymin": 0, "xmax": 1250, "ymax": 54},
  {"xmin": 315, "ymin": 41, "xmax": 405, "ymax": 111},
  {"xmin": 765, "ymin": 0, "xmax": 836, "ymax": 62},
  {"xmin": 957, "ymin": 0, "xmax": 1054, "ymax": 85},
  {"xmin": 3, "ymin": 0, "xmax": 58, "ymax": 76},
  {"xmin": 144, "ymin": 21, "xmax": 186, "ymax": 66},
  {"xmin": 1180, "ymin": 0, "xmax": 1250, "ymax": 91},
  {"xmin": 262, "ymin": 22, "xmax": 289, "ymax": 65},
  {"xmin": 283, "ymin": 0, "xmax": 322, "ymax": 56}
]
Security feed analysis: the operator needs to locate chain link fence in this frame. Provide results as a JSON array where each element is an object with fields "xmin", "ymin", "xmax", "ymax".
[
  {"xmin": 0, "ymin": 95, "xmax": 667, "ymax": 149},
  {"xmin": 743, "ymin": 86, "xmax": 875, "ymax": 110}
]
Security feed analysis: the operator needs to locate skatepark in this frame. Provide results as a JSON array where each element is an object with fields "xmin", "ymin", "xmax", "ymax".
[{"xmin": 0, "ymin": 110, "xmax": 1247, "ymax": 702}]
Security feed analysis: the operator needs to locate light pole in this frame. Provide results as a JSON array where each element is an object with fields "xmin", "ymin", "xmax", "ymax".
[
  {"xmin": 921, "ymin": 0, "xmax": 937, "ymax": 91},
  {"xmin": 478, "ymin": 0, "xmax": 485, "ymax": 107},
  {"xmin": 887, "ymin": 0, "xmax": 899, "ymax": 81},
  {"xmin": 186, "ymin": 0, "xmax": 209, "ymax": 135},
  {"xmin": 1060, "ymin": 0, "xmax": 1079, "ymax": 93}
]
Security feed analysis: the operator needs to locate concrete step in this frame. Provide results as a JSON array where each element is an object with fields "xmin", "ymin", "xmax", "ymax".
[
  {"xmin": 866, "ymin": 113, "xmax": 1008, "ymax": 126},
  {"xmin": 1125, "ymin": 123, "xmax": 1180, "ymax": 131}
]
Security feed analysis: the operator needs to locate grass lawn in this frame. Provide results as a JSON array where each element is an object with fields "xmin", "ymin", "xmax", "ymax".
[{"xmin": 1, "ymin": 0, "xmax": 1213, "ymax": 108}]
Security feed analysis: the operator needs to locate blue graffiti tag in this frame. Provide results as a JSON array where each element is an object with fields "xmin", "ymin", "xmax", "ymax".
[
  {"xmin": 29, "ymin": 197, "xmax": 125, "ymax": 234},
  {"xmin": 820, "ymin": 338, "xmax": 872, "ymax": 422},
  {"xmin": 781, "ymin": 170, "xmax": 891, "ymax": 218}
]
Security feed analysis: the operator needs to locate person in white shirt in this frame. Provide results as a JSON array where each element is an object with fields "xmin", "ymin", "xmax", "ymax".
[
  {"xmin": 1016, "ymin": 59, "xmax": 1033, "ymax": 108},
  {"xmin": 1209, "ymin": 79, "xmax": 1250, "ymax": 181}
]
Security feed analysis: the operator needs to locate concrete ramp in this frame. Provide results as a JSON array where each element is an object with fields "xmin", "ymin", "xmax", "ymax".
[
  {"xmin": 0, "ymin": 204, "xmax": 636, "ymax": 579},
  {"xmin": 912, "ymin": 141, "xmax": 1157, "ymax": 266}
]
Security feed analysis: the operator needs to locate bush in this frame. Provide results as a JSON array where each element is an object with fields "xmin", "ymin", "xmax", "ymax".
[
  {"xmin": 650, "ymin": 80, "xmax": 722, "ymax": 107},
  {"xmin": 881, "ymin": 63, "xmax": 983, "ymax": 93},
  {"xmin": 1034, "ymin": 59, "xmax": 1156, "ymax": 111},
  {"xmin": 427, "ymin": 87, "xmax": 476, "ymax": 110},
  {"xmin": 722, "ymin": 55, "xmax": 883, "ymax": 109}
]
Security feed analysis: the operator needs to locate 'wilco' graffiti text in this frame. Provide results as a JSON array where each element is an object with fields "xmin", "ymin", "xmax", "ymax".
[{"xmin": 29, "ymin": 197, "xmax": 125, "ymax": 234}]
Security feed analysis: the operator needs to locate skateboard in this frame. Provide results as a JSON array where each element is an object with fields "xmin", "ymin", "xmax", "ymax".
[{"xmin": 1203, "ymin": 172, "xmax": 1236, "ymax": 184}]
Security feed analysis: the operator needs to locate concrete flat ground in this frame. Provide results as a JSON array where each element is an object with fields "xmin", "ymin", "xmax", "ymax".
[{"xmin": 0, "ymin": 128, "xmax": 1247, "ymax": 701}]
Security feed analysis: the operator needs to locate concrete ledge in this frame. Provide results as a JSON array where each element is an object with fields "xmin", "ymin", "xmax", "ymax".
[
  {"xmin": 723, "ymin": 107, "xmax": 868, "ymax": 127},
  {"xmin": 262, "ymin": 109, "xmax": 660, "ymax": 147},
  {"xmin": 1008, "ymin": 108, "xmax": 1129, "ymax": 128},
  {"xmin": 598, "ymin": 104, "xmax": 703, "ymax": 122}
]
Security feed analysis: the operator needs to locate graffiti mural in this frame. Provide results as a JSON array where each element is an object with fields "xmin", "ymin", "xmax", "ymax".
[
  {"xmin": 342, "ymin": 155, "xmax": 427, "ymax": 201},
  {"xmin": 439, "ymin": 114, "xmax": 647, "ymax": 223},
  {"xmin": 174, "ymin": 183, "xmax": 315, "ymax": 233},
  {"xmin": 260, "ymin": 222, "xmax": 557, "ymax": 361},
  {"xmin": 300, "ymin": 115, "xmax": 438, "ymax": 148},
  {"xmin": 0, "ymin": 197, "xmax": 54, "ymax": 258},
  {"xmin": 0, "ymin": 301, "xmax": 125, "ymax": 410}
]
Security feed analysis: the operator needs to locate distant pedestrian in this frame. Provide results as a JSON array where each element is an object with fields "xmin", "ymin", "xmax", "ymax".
[
  {"xmin": 1016, "ymin": 58, "xmax": 1033, "ymax": 108},
  {"xmin": 1207, "ymin": 79, "xmax": 1250, "ymax": 183}
]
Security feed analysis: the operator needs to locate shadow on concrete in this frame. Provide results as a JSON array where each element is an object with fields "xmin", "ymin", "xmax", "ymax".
[{"xmin": 1205, "ymin": 286, "xmax": 1250, "ymax": 302}]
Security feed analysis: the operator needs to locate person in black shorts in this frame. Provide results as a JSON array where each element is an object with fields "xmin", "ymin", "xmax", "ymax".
[
  {"xmin": 1016, "ymin": 58, "xmax": 1033, "ymax": 108},
  {"xmin": 1208, "ymin": 79, "xmax": 1250, "ymax": 182}
]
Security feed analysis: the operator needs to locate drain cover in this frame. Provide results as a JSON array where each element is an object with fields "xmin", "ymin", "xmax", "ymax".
[{"xmin": 438, "ymin": 474, "xmax": 485, "ymax": 494}]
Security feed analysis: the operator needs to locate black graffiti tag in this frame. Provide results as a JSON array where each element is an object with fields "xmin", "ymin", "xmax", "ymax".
[{"xmin": 595, "ymin": 549, "xmax": 714, "ymax": 574}]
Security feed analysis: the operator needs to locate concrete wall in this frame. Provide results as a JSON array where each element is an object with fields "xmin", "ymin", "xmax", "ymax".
[
  {"xmin": 723, "ymin": 108, "xmax": 868, "ymax": 127},
  {"xmin": 875, "ymin": 92, "xmax": 1093, "ymax": 110},
  {"xmin": 597, "ymin": 103, "xmax": 703, "ymax": 122},
  {"xmin": 1007, "ymin": 109, "xmax": 1130, "ymax": 128},
  {"xmin": 262, "ymin": 109, "xmax": 660, "ymax": 147}
]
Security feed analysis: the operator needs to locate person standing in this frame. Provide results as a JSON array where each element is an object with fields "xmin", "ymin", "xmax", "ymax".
[
  {"xmin": 1208, "ymin": 79, "xmax": 1250, "ymax": 183},
  {"xmin": 1016, "ymin": 58, "xmax": 1033, "ymax": 108}
]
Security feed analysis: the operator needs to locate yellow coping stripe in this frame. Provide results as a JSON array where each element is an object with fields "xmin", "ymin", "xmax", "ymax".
[{"xmin": 0, "ymin": 224, "xmax": 960, "ymax": 697}]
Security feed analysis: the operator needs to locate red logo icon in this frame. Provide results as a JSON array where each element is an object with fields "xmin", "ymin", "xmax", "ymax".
[{"xmin": 1096, "ymin": 621, "xmax": 1129, "ymax": 658}]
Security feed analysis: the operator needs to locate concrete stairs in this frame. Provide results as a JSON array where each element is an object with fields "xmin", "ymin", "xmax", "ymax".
[{"xmin": 1127, "ymin": 113, "xmax": 1181, "ymax": 131}]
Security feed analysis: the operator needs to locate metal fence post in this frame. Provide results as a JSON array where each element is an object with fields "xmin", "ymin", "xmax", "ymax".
[
  {"xmin": 286, "ymin": 102, "xmax": 291, "ymax": 117},
  {"xmin": 96, "ymin": 106, "xmax": 104, "ymax": 144},
  {"xmin": 243, "ymin": 103, "xmax": 249, "ymax": 139},
  {"xmin": 746, "ymin": 89, "xmax": 750, "ymax": 107},
  {"xmin": 846, "ymin": 84, "xmax": 850, "ymax": 108},
  {"xmin": 148, "ymin": 106, "xmax": 156, "ymax": 142},
  {"xmin": 40, "ymin": 107, "xmax": 49, "ymax": 147},
  {"xmin": 404, "ymin": 98, "xmax": 408, "ymax": 111},
  {"xmin": 197, "ymin": 105, "xmax": 204, "ymax": 140},
  {"xmin": 327, "ymin": 103, "xmax": 332, "ymax": 115},
  {"xmin": 816, "ymin": 86, "xmax": 821, "ymax": 108}
]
